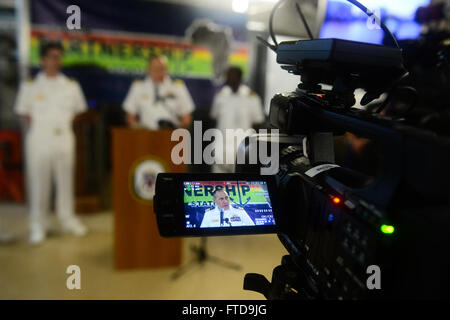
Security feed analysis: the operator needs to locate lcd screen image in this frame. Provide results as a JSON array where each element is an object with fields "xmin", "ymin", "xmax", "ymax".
[{"xmin": 183, "ymin": 181, "xmax": 275, "ymax": 229}]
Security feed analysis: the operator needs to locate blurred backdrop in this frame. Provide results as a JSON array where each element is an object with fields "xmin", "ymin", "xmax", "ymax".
[{"xmin": 0, "ymin": 0, "xmax": 446, "ymax": 299}]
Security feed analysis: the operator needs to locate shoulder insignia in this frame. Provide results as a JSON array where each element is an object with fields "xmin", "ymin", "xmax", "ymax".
[
  {"xmin": 69, "ymin": 78, "xmax": 80, "ymax": 85},
  {"xmin": 174, "ymin": 79, "xmax": 185, "ymax": 86}
]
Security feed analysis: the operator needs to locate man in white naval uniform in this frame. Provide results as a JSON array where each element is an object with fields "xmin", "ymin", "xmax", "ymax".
[
  {"xmin": 210, "ymin": 67, "xmax": 265, "ymax": 173},
  {"xmin": 123, "ymin": 55, "xmax": 194, "ymax": 129},
  {"xmin": 14, "ymin": 42, "xmax": 88, "ymax": 244},
  {"xmin": 200, "ymin": 189, "xmax": 254, "ymax": 228}
]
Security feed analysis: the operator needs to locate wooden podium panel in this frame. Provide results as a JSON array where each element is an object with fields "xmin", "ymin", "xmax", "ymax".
[{"xmin": 112, "ymin": 128, "xmax": 183, "ymax": 269}]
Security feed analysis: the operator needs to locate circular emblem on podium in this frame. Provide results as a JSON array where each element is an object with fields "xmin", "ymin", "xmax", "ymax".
[{"xmin": 129, "ymin": 156, "xmax": 167, "ymax": 204}]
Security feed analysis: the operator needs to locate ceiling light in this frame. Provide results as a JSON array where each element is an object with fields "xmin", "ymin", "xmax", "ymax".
[{"xmin": 232, "ymin": 0, "xmax": 249, "ymax": 13}]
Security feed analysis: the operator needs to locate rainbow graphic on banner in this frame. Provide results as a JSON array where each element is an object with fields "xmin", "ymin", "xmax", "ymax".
[
  {"xmin": 29, "ymin": 28, "xmax": 249, "ymax": 77},
  {"xmin": 183, "ymin": 181, "xmax": 270, "ymax": 206}
]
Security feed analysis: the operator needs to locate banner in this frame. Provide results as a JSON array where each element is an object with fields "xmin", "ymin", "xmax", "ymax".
[
  {"xmin": 30, "ymin": 27, "xmax": 249, "ymax": 78},
  {"xmin": 29, "ymin": 0, "xmax": 249, "ymax": 105}
]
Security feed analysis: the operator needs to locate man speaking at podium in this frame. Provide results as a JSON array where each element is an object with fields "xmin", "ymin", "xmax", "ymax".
[
  {"xmin": 123, "ymin": 55, "xmax": 194, "ymax": 129},
  {"xmin": 200, "ymin": 189, "xmax": 255, "ymax": 228}
]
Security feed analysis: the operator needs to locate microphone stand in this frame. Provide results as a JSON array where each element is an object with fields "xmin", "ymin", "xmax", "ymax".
[
  {"xmin": 171, "ymin": 238, "xmax": 242, "ymax": 280},
  {"xmin": 171, "ymin": 210, "xmax": 242, "ymax": 280}
]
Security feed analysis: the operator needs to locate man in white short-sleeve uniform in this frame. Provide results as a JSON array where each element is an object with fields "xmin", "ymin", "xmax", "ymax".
[
  {"xmin": 210, "ymin": 66, "xmax": 265, "ymax": 173},
  {"xmin": 200, "ymin": 189, "xmax": 254, "ymax": 228},
  {"xmin": 123, "ymin": 55, "xmax": 194, "ymax": 129},
  {"xmin": 14, "ymin": 42, "xmax": 88, "ymax": 244}
]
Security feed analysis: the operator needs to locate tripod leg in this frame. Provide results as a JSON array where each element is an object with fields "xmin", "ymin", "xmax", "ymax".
[
  {"xmin": 199, "ymin": 237, "xmax": 241, "ymax": 270},
  {"xmin": 206, "ymin": 254, "xmax": 242, "ymax": 271},
  {"xmin": 171, "ymin": 257, "xmax": 201, "ymax": 280},
  {"xmin": 171, "ymin": 238, "xmax": 242, "ymax": 279},
  {"xmin": 171, "ymin": 240, "xmax": 208, "ymax": 280}
]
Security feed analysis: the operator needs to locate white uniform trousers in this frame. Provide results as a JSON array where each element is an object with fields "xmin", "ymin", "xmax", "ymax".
[{"xmin": 26, "ymin": 130, "xmax": 76, "ymax": 231}]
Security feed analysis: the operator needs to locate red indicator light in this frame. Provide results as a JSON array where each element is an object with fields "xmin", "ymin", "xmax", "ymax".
[{"xmin": 332, "ymin": 197, "xmax": 341, "ymax": 204}]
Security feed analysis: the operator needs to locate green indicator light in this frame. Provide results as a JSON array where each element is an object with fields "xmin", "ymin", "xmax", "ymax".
[{"xmin": 381, "ymin": 224, "xmax": 395, "ymax": 234}]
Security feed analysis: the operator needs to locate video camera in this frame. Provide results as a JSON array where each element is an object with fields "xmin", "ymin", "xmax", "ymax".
[{"xmin": 154, "ymin": 0, "xmax": 450, "ymax": 299}]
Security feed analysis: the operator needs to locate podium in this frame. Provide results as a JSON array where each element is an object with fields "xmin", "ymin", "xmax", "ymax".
[{"xmin": 112, "ymin": 128, "xmax": 183, "ymax": 269}]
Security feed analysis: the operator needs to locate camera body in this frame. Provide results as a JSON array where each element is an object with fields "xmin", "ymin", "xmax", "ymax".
[
  {"xmin": 237, "ymin": 86, "xmax": 450, "ymax": 299},
  {"xmin": 153, "ymin": 37, "xmax": 450, "ymax": 298}
]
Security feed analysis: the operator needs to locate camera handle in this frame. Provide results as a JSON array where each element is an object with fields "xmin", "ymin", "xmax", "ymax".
[
  {"xmin": 244, "ymin": 255, "xmax": 317, "ymax": 300},
  {"xmin": 304, "ymin": 132, "xmax": 335, "ymax": 165}
]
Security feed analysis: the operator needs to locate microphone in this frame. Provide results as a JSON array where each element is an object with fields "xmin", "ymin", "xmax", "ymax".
[
  {"xmin": 220, "ymin": 208, "xmax": 224, "ymax": 226},
  {"xmin": 158, "ymin": 119, "xmax": 175, "ymax": 129},
  {"xmin": 224, "ymin": 218, "xmax": 231, "ymax": 226}
]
